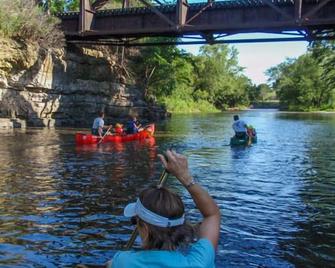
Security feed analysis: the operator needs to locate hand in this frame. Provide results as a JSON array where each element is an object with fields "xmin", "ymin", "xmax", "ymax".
[{"xmin": 158, "ymin": 150, "xmax": 193, "ymax": 187}]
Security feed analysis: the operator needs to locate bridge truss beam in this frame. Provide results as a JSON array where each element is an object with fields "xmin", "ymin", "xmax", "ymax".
[{"xmin": 59, "ymin": 0, "xmax": 335, "ymax": 46}]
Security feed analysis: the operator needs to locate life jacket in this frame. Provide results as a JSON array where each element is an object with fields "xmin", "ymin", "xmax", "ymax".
[
  {"xmin": 247, "ymin": 126, "xmax": 256, "ymax": 137},
  {"xmin": 115, "ymin": 123, "xmax": 124, "ymax": 135}
]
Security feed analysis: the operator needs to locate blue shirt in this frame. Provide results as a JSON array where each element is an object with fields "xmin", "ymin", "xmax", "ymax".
[
  {"xmin": 127, "ymin": 119, "xmax": 139, "ymax": 134},
  {"xmin": 109, "ymin": 239, "xmax": 215, "ymax": 268},
  {"xmin": 92, "ymin": 117, "xmax": 104, "ymax": 129},
  {"xmin": 232, "ymin": 119, "xmax": 247, "ymax": 133}
]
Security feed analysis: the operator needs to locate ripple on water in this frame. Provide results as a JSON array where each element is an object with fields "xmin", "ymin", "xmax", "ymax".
[{"xmin": 1, "ymin": 112, "xmax": 335, "ymax": 267}]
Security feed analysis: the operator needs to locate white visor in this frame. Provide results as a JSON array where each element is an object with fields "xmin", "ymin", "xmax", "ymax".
[{"xmin": 124, "ymin": 198, "xmax": 185, "ymax": 228}]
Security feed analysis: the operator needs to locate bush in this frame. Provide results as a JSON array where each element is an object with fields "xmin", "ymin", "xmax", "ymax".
[
  {"xmin": 160, "ymin": 96, "xmax": 219, "ymax": 114},
  {"xmin": 0, "ymin": 0, "xmax": 64, "ymax": 48}
]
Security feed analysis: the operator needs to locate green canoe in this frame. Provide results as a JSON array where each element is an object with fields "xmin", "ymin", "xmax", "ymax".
[{"xmin": 230, "ymin": 135, "xmax": 257, "ymax": 146}]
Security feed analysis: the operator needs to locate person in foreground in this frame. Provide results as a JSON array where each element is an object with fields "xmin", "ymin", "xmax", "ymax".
[
  {"xmin": 232, "ymin": 114, "xmax": 248, "ymax": 139},
  {"xmin": 108, "ymin": 150, "xmax": 221, "ymax": 268},
  {"xmin": 91, "ymin": 112, "xmax": 112, "ymax": 138}
]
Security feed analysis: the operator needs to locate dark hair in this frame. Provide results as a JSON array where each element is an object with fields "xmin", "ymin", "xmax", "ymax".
[
  {"xmin": 98, "ymin": 111, "xmax": 104, "ymax": 117},
  {"xmin": 233, "ymin": 115, "xmax": 239, "ymax": 121},
  {"xmin": 137, "ymin": 186, "xmax": 197, "ymax": 250}
]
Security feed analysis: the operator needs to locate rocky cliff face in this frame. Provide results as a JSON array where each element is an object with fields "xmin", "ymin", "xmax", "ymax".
[{"xmin": 0, "ymin": 39, "xmax": 167, "ymax": 127}]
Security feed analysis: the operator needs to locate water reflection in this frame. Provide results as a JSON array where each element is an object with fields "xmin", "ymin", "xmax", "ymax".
[
  {"xmin": 279, "ymin": 120, "xmax": 335, "ymax": 268},
  {"xmin": 0, "ymin": 132, "xmax": 158, "ymax": 266},
  {"xmin": 1, "ymin": 111, "xmax": 335, "ymax": 267}
]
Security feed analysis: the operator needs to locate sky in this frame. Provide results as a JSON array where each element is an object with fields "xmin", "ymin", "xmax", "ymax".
[{"xmin": 179, "ymin": 34, "xmax": 309, "ymax": 85}]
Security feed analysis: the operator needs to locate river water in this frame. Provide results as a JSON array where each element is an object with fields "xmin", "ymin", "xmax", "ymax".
[{"xmin": 0, "ymin": 110, "xmax": 334, "ymax": 268}]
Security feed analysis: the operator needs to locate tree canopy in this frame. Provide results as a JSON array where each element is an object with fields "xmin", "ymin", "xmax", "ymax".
[
  {"xmin": 266, "ymin": 41, "xmax": 335, "ymax": 111},
  {"xmin": 130, "ymin": 42, "xmax": 254, "ymax": 112}
]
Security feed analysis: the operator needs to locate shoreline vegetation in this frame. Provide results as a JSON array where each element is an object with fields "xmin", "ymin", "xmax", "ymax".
[
  {"xmin": 1, "ymin": 0, "xmax": 334, "ymax": 115},
  {"xmin": 0, "ymin": 0, "xmax": 64, "ymax": 48}
]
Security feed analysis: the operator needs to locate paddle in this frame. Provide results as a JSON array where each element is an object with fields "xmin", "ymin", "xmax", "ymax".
[
  {"xmin": 125, "ymin": 168, "xmax": 169, "ymax": 249},
  {"xmin": 97, "ymin": 125, "xmax": 112, "ymax": 145},
  {"xmin": 142, "ymin": 124, "xmax": 154, "ymax": 130},
  {"xmin": 247, "ymin": 134, "xmax": 252, "ymax": 146},
  {"xmin": 246, "ymin": 127, "xmax": 254, "ymax": 146}
]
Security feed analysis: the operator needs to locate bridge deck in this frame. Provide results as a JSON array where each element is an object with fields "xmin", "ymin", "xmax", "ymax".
[
  {"xmin": 60, "ymin": 0, "xmax": 296, "ymax": 17},
  {"xmin": 58, "ymin": 0, "xmax": 335, "ymax": 45}
]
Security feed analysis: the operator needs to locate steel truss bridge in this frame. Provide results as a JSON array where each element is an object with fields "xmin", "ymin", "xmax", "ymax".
[{"xmin": 58, "ymin": 0, "xmax": 335, "ymax": 46}]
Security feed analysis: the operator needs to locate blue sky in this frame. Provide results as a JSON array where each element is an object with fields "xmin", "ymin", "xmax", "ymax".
[{"xmin": 179, "ymin": 34, "xmax": 309, "ymax": 85}]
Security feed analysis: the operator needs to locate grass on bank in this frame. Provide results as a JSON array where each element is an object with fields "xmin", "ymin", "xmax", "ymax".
[
  {"xmin": 285, "ymin": 104, "xmax": 335, "ymax": 112},
  {"xmin": 0, "ymin": 0, "xmax": 64, "ymax": 48},
  {"xmin": 160, "ymin": 96, "xmax": 220, "ymax": 113}
]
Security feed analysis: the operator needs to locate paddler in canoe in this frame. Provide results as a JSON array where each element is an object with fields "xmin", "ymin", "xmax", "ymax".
[
  {"xmin": 126, "ymin": 115, "xmax": 143, "ymax": 134},
  {"xmin": 107, "ymin": 150, "xmax": 220, "ymax": 268},
  {"xmin": 247, "ymin": 125, "xmax": 256, "ymax": 138},
  {"xmin": 230, "ymin": 115, "xmax": 257, "ymax": 146},
  {"xmin": 91, "ymin": 111, "xmax": 112, "ymax": 138},
  {"xmin": 232, "ymin": 114, "xmax": 248, "ymax": 139},
  {"xmin": 114, "ymin": 123, "xmax": 124, "ymax": 135}
]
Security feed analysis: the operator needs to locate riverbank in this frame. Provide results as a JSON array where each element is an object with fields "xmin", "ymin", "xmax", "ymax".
[
  {"xmin": 160, "ymin": 97, "xmax": 220, "ymax": 113},
  {"xmin": 276, "ymin": 110, "xmax": 335, "ymax": 115},
  {"xmin": 0, "ymin": 38, "xmax": 168, "ymax": 127},
  {"xmin": 251, "ymin": 101, "xmax": 280, "ymax": 109}
]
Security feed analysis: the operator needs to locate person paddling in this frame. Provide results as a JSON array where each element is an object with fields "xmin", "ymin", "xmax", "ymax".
[
  {"xmin": 126, "ymin": 115, "xmax": 143, "ymax": 134},
  {"xmin": 108, "ymin": 150, "xmax": 220, "ymax": 268},
  {"xmin": 92, "ymin": 112, "xmax": 112, "ymax": 138},
  {"xmin": 232, "ymin": 114, "xmax": 248, "ymax": 139}
]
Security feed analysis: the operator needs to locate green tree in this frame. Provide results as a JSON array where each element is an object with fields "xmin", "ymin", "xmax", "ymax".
[
  {"xmin": 40, "ymin": 0, "xmax": 124, "ymax": 13},
  {"xmin": 310, "ymin": 41, "xmax": 335, "ymax": 107},
  {"xmin": 194, "ymin": 44, "xmax": 251, "ymax": 109},
  {"xmin": 130, "ymin": 39, "xmax": 194, "ymax": 100},
  {"xmin": 35, "ymin": 0, "xmax": 80, "ymax": 13},
  {"xmin": 129, "ymin": 41, "xmax": 256, "ymax": 112},
  {"xmin": 266, "ymin": 53, "xmax": 334, "ymax": 111},
  {"xmin": 0, "ymin": 0, "xmax": 64, "ymax": 47},
  {"xmin": 249, "ymin": 83, "xmax": 274, "ymax": 102}
]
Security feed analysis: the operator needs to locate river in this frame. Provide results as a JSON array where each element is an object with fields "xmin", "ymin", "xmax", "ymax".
[{"xmin": 0, "ymin": 110, "xmax": 334, "ymax": 267}]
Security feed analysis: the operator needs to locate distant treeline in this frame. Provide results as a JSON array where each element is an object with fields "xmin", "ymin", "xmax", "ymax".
[
  {"xmin": 129, "ymin": 42, "xmax": 258, "ymax": 113},
  {"xmin": 132, "ymin": 40, "xmax": 335, "ymax": 112},
  {"xmin": 267, "ymin": 41, "xmax": 335, "ymax": 111}
]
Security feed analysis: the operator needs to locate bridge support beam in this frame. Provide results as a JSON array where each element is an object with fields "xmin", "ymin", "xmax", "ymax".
[
  {"xmin": 92, "ymin": 0, "xmax": 110, "ymax": 10},
  {"xmin": 138, "ymin": 0, "xmax": 176, "ymax": 27},
  {"xmin": 122, "ymin": 0, "xmax": 129, "ymax": 9},
  {"xmin": 186, "ymin": 0, "xmax": 213, "ymax": 25},
  {"xmin": 302, "ymin": 0, "xmax": 332, "ymax": 20},
  {"xmin": 176, "ymin": 0, "xmax": 188, "ymax": 29},
  {"xmin": 79, "ymin": 0, "xmax": 95, "ymax": 33},
  {"xmin": 60, "ymin": 0, "xmax": 335, "ymax": 44},
  {"xmin": 295, "ymin": 0, "xmax": 302, "ymax": 23}
]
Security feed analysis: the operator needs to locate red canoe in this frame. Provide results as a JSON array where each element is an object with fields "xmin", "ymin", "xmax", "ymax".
[{"xmin": 75, "ymin": 124, "xmax": 155, "ymax": 145}]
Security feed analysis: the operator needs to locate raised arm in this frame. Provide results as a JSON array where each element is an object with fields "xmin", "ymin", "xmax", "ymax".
[{"xmin": 158, "ymin": 150, "xmax": 221, "ymax": 249}]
